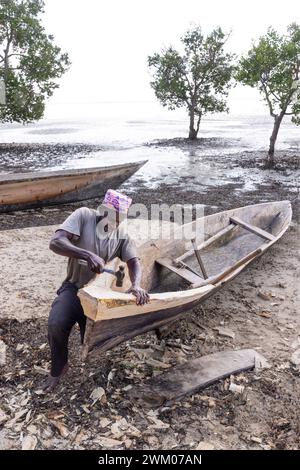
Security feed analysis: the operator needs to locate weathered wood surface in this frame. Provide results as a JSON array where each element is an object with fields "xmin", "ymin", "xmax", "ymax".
[
  {"xmin": 156, "ymin": 257, "xmax": 203, "ymax": 284},
  {"xmin": 79, "ymin": 201, "xmax": 292, "ymax": 357},
  {"xmin": 128, "ymin": 349, "xmax": 267, "ymax": 407},
  {"xmin": 192, "ymin": 247, "xmax": 263, "ymax": 288},
  {"xmin": 81, "ymin": 285, "xmax": 215, "ymax": 359},
  {"xmin": 230, "ymin": 216, "xmax": 275, "ymax": 241},
  {"xmin": 191, "ymin": 238, "xmax": 208, "ymax": 279},
  {"xmin": 175, "ymin": 223, "xmax": 236, "ymax": 263},
  {"xmin": 0, "ymin": 160, "xmax": 146, "ymax": 212}
]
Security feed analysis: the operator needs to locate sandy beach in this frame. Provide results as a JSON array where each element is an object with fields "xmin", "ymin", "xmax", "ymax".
[{"xmin": 0, "ymin": 138, "xmax": 299, "ymax": 450}]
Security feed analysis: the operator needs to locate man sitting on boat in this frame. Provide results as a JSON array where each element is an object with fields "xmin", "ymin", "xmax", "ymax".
[{"xmin": 43, "ymin": 189, "xmax": 149, "ymax": 392}]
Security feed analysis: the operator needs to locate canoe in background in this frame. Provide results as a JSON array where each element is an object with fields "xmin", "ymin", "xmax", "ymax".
[
  {"xmin": 79, "ymin": 200, "xmax": 292, "ymax": 359},
  {"xmin": 0, "ymin": 160, "xmax": 147, "ymax": 212}
]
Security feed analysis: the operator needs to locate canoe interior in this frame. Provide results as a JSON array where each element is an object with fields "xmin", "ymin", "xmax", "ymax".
[
  {"xmin": 79, "ymin": 200, "xmax": 292, "ymax": 358},
  {"xmin": 86, "ymin": 200, "xmax": 291, "ymax": 295}
]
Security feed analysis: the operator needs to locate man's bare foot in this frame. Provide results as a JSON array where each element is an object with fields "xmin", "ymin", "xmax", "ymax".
[{"xmin": 41, "ymin": 364, "xmax": 69, "ymax": 393}]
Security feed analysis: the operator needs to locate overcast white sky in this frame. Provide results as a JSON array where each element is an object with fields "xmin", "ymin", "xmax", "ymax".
[{"xmin": 43, "ymin": 0, "xmax": 300, "ymax": 112}]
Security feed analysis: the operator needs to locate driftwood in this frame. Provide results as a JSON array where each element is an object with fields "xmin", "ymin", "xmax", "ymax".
[{"xmin": 128, "ymin": 349, "xmax": 268, "ymax": 407}]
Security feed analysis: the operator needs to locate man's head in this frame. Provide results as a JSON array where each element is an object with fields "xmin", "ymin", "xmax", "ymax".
[{"xmin": 97, "ymin": 189, "xmax": 132, "ymax": 237}]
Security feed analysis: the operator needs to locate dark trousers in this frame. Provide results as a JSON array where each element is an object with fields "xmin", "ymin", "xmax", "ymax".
[{"xmin": 48, "ymin": 282, "xmax": 86, "ymax": 377}]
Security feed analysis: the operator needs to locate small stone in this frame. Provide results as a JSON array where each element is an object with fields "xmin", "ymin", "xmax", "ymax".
[
  {"xmin": 50, "ymin": 420, "xmax": 70, "ymax": 438},
  {"xmin": 214, "ymin": 327, "xmax": 235, "ymax": 339},
  {"xmin": 291, "ymin": 338, "xmax": 300, "ymax": 350},
  {"xmin": 74, "ymin": 429, "xmax": 90, "ymax": 444},
  {"xmin": 256, "ymin": 311, "xmax": 272, "ymax": 318},
  {"xmin": 99, "ymin": 417, "xmax": 111, "ymax": 428},
  {"xmin": 90, "ymin": 387, "xmax": 106, "ymax": 405},
  {"xmin": 291, "ymin": 349, "xmax": 300, "ymax": 366},
  {"xmin": 277, "ymin": 282, "xmax": 286, "ymax": 288},
  {"xmin": 0, "ymin": 409, "xmax": 8, "ymax": 425},
  {"xmin": 147, "ymin": 435, "xmax": 159, "ymax": 446},
  {"xmin": 26, "ymin": 424, "xmax": 38, "ymax": 435},
  {"xmin": 254, "ymin": 353, "xmax": 271, "ymax": 371},
  {"xmin": 257, "ymin": 291, "xmax": 271, "ymax": 300},
  {"xmin": 95, "ymin": 436, "xmax": 123, "ymax": 448},
  {"xmin": 124, "ymin": 439, "xmax": 132, "ymax": 449},
  {"xmin": 22, "ymin": 435, "xmax": 38, "ymax": 450},
  {"xmin": 196, "ymin": 441, "xmax": 214, "ymax": 450},
  {"xmin": 251, "ymin": 436, "xmax": 262, "ymax": 444},
  {"xmin": 229, "ymin": 383, "xmax": 245, "ymax": 394},
  {"xmin": 0, "ymin": 340, "xmax": 7, "ymax": 366}
]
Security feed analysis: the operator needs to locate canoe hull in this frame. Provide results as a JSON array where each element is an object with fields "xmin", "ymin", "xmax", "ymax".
[
  {"xmin": 81, "ymin": 285, "xmax": 216, "ymax": 358},
  {"xmin": 0, "ymin": 160, "xmax": 146, "ymax": 212},
  {"xmin": 80, "ymin": 243, "xmax": 265, "ymax": 358}
]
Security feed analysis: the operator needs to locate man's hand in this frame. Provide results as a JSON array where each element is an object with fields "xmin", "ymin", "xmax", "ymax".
[
  {"xmin": 126, "ymin": 285, "xmax": 150, "ymax": 306},
  {"xmin": 85, "ymin": 253, "xmax": 105, "ymax": 273}
]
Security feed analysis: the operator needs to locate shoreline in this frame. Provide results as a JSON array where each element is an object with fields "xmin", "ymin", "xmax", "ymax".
[{"xmin": 0, "ymin": 143, "xmax": 299, "ymax": 231}]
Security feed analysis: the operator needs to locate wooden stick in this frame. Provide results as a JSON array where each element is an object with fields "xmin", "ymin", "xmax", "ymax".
[
  {"xmin": 191, "ymin": 238, "xmax": 208, "ymax": 279},
  {"xmin": 192, "ymin": 247, "xmax": 263, "ymax": 288},
  {"xmin": 175, "ymin": 260, "xmax": 202, "ymax": 277}
]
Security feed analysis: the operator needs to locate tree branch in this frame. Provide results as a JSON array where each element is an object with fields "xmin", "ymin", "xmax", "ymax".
[
  {"xmin": 3, "ymin": 26, "xmax": 14, "ymax": 82},
  {"xmin": 260, "ymin": 80, "xmax": 276, "ymax": 117}
]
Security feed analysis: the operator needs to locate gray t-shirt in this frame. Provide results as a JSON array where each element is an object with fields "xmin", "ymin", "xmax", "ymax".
[{"xmin": 57, "ymin": 207, "xmax": 138, "ymax": 288}]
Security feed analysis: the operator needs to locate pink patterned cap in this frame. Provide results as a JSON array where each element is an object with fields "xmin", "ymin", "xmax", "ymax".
[{"xmin": 101, "ymin": 189, "xmax": 132, "ymax": 214}]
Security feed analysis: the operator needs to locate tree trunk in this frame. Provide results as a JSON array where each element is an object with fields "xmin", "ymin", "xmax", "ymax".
[
  {"xmin": 267, "ymin": 113, "xmax": 284, "ymax": 167},
  {"xmin": 189, "ymin": 108, "xmax": 201, "ymax": 140}
]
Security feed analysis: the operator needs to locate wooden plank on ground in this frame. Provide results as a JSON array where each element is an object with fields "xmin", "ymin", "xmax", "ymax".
[
  {"xmin": 128, "ymin": 349, "xmax": 268, "ymax": 407},
  {"xmin": 230, "ymin": 216, "xmax": 275, "ymax": 241}
]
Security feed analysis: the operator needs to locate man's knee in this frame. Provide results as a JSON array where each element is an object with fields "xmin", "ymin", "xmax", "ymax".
[
  {"xmin": 48, "ymin": 300, "xmax": 74, "ymax": 338},
  {"xmin": 48, "ymin": 318, "xmax": 69, "ymax": 341}
]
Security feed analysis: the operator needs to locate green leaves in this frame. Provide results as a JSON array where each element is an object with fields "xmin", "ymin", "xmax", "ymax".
[
  {"xmin": 148, "ymin": 26, "xmax": 235, "ymax": 138},
  {"xmin": 148, "ymin": 48, "xmax": 189, "ymax": 110},
  {"xmin": 236, "ymin": 24, "xmax": 300, "ymax": 119},
  {"xmin": 0, "ymin": 0, "xmax": 70, "ymax": 123},
  {"xmin": 236, "ymin": 23, "xmax": 300, "ymax": 162}
]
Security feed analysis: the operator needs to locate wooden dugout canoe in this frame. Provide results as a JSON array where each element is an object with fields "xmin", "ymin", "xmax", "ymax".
[
  {"xmin": 79, "ymin": 200, "xmax": 292, "ymax": 359},
  {"xmin": 0, "ymin": 160, "xmax": 147, "ymax": 212}
]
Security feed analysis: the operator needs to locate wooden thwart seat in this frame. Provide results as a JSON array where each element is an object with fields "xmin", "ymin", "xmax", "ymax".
[
  {"xmin": 230, "ymin": 216, "xmax": 275, "ymax": 241},
  {"xmin": 156, "ymin": 257, "xmax": 203, "ymax": 284}
]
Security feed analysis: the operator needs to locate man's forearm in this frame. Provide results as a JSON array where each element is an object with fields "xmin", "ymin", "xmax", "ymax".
[
  {"xmin": 49, "ymin": 236, "xmax": 91, "ymax": 261},
  {"xmin": 126, "ymin": 258, "xmax": 149, "ymax": 305},
  {"xmin": 127, "ymin": 258, "xmax": 142, "ymax": 287}
]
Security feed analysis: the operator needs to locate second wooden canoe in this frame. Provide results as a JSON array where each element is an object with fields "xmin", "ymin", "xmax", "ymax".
[{"xmin": 0, "ymin": 160, "xmax": 147, "ymax": 212}]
